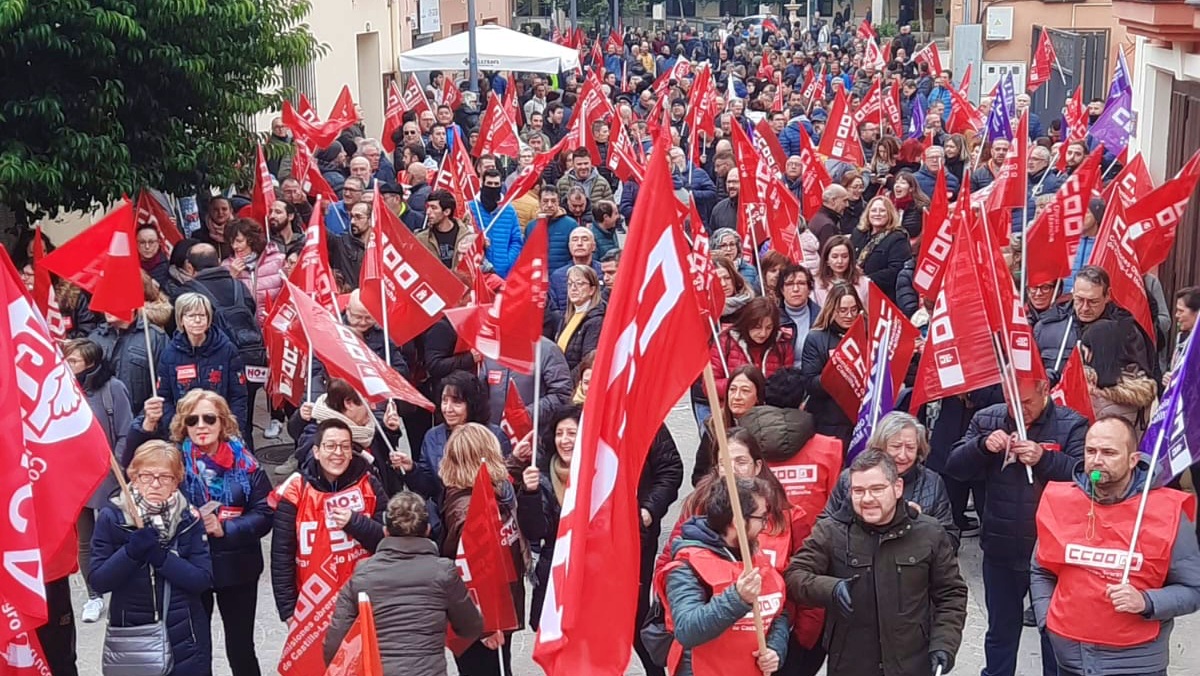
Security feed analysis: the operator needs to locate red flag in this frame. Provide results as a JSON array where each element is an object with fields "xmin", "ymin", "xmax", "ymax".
[
  {"xmin": 281, "ymin": 282, "xmax": 433, "ymax": 408},
  {"xmin": 1, "ymin": 631, "xmax": 55, "ymax": 675},
  {"xmin": 821, "ymin": 315, "xmax": 870, "ymax": 419},
  {"xmin": 250, "ymin": 143, "xmax": 277, "ymax": 226},
  {"xmin": 455, "ymin": 231, "xmax": 496, "ymax": 306},
  {"xmin": 802, "ymin": 65, "xmax": 825, "ymax": 104},
  {"xmin": 912, "ymin": 42, "xmax": 943, "ymax": 76},
  {"xmin": 292, "ymin": 140, "xmax": 340, "ymax": 203},
  {"xmin": 607, "ymin": 117, "xmax": 646, "ymax": 184},
  {"xmin": 572, "ymin": 72, "xmax": 617, "ymax": 166},
  {"xmin": 863, "ymin": 38, "xmax": 886, "ymax": 70},
  {"xmin": 359, "ymin": 190, "xmax": 467, "ymax": 348},
  {"xmin": 432, "ymin": 140, "xmax": 481, "ymax": 218},
  {"xmin": 533, "ymin": 128, "xmax": 709, "ymax": 676},
  {"xmin": 590, "ymin": 38, "xmax": 604, "ymax": 73},
  {"xmin": 730, "ymin": 124, "xmax": 769, "ymax": 248},
  {"xmin": 474, "ymin": 92, "xmax": 522, "ymax": 159},
  {"xmin": 0, "ymin": 249, "xmax": 112, "ymax": 648},
  {"xmin": 762, "ymin": 17, "xmax": 779, "ymax": 33},
  {"xmin": 445, "ymin": 221, "xmax": 549, "ymax": 374},
  {"xmin": 1028, "ymin": 30, "xmax": 1057, "ymax": 90},
  {"xmin": 913, "ymin": 169, "xmax": 953, "ymax": 297},
  {"xmin": 1102, "ymin": 153, "xmax": 1152, "ymax": 208},
  {"xmin": 283, "ymin": 85, "xmax": 360, "ymax": 150},
  {"xmin": 752, "ymin": 118, "xmax": 788, "ymax": 174},
  {"xmin": 1050, "ymin": 349, "xmax": 1096, "ymax": 422},
  {"xmin": 606, "ymin": 31, "xmax": 622, "ymax": 53},
  {"xmin": 1089, "ymin": 201, "xmax": 1157, "ymax": 344},
  {"xmin": 983, "ymin": 113, "xmax": 1030, "ymax": 229},
  {"xmin": 442, "ymin": 77, "xmax": 463, "ymax": 111},
  {"xmin": 503, "ymin": 73, "xmax": 523, "ymax": 128},
  {"xmin": 135, "ymin": 190, "xmax": 183, "ymax": 250},
  {"xmin": 1024, "ymin": 147, "xmax": 1104, "ymax": 287},
  {"xmin": 797, "ymin": 121, "xmax": 833, "ymax": 221},
  {"xmin": 499, "ymin": 380, "xmax": 534, "ymax": 447},
  {"xmin": 851, "ymin": 80, "xmax": 883, "ymax": 128},
  {"xmin": 288, "ymin": 196, "xmax": 341, "ymax": 314},
  {"xmin": 381, "ymin": 81, "xmax": 405, "ymax": 154},
  {"xmin": 685, "ymin": 199, "xmax": 725, "ymax": 321},
  {"xmin": 401, "ymin": 74, "xmax": 433, "ymax": 119},
  {"xmin": 910, "ymin": 214, "xmax": 1004, "ymax": 409},
  {"xmin": 298, "ymin": 94, "xmax": 319, "ymax": 123},
  {"xmin": 40, "ymin": 200, "xmax": 143, "ymax": 322},
  {"xmin": 323, "ymin": 593, "xmax": 385, "ymax": 676},
  {"xmin": 771, "ymin": 81, "xmax": 785, "ymax": 113},
  {"xmin": 882, "ymin": 79, "xmax": 904, "ymax": 136},
  {"xmin": 505, "ymin": 135, "xmax": 573, "ymax": 205},
  {"xmin": 1119, "ymin": 148, "xmax": 1200, "ymax": 273},
  {"xmin": 264, "ymin": 295, "xmax": 310, "ymax": 408},
  {"xmin": 957, "ymin": 64, "xmax": 973, "ymax": 98},
  {"xmin": 1055, "ymin": 88, "xmax": 1088, "ymax": 172},
  {"xmin": 817, "ymin": 88, "xmax": 865, "ymax": 166},
  {"xmin": 946, "ymin": 84, "xmax": 984, "ymax": 135},
  {"xmin": 31, "ymin": 227, "xmax": 67, "ymax": 342},
  {"xmin": 685, "ymin": 65, "xmax": 717, "ymax": 165},
  {"xmin": 857, "ymin": 19, "xmax": 877, "ymax": 40},
  {"xmin": 448, "ymin": 462, "xmax": 519, "ymax": 655},
  {"xmin": 763, "ymin": 174, "xmax": 804, "ymax": 264},
  {"xmin": 866, "ymin": 283, "xmax": 921, "ymax": 400}
]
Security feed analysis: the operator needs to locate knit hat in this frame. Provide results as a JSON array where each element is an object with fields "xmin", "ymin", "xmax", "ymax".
[{"xmin": 316, "ymin": 141, "xmax": 344, "ymax": 163}]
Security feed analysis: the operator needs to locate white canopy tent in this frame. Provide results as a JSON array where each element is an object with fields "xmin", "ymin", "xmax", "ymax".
[{"xmin": 399, "ymin": 25, "xmax": 580, "ymax": 74}]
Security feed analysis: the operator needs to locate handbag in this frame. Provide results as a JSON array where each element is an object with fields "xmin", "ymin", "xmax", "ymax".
[
  {"xmin": 102, "ymin": 567, "xmax": 174, "ymax": 676},
  {"xmin": 639, "ymin": 597, "xmax": 674, "ymax": 668}
]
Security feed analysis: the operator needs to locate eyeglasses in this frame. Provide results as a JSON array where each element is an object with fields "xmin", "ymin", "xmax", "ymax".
[
  {"xmin": 320, "ymin": 442, "xmax": 354, "ymax": 454},
  {"xmin": 566, "ymin": 280, "xmax": 593, "ymax": 289},
  {"xmin": 1029, "ymin": 284, "xmax": 1056, "ymax": 295},
  {"xmin": 135, "ymin": 472, "xmax": 175, "ymax": 486},
  {"xmin": 747, "ymin": 512, "xmax": 769, "ymax": 525},
  {"xmin": 850, "ymin": 485, "xmax": 893, "ymax": 499},
  {"xmin": 184, "ymin": 413, "xmax": 218, "ymax": 427},
  {"xmin": 403, "ymin": 130, "xmax": 419, "ymax": 135},
  {"xmin": 182, "ymin": 313, "xmax": 208, "ymax": 323}
]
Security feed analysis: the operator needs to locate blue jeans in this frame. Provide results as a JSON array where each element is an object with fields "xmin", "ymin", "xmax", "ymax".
[{"xmin": 982, "ymin": 560, "xmax": 1058, "ymax": 676}]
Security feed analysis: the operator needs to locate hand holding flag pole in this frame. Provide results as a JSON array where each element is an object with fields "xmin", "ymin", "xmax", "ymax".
[{"xmin": 701, "ymin": 364, "xmax": 768, "ymax": 654}]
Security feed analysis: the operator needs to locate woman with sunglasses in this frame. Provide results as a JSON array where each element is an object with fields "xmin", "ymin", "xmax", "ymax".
[
  {"xmin": 271, "ymin": 419, "xmax": 387, "ymax": 674},
  {"xmin": 130, "ymin": 389, "xmax": 272, "ymax": 676}
]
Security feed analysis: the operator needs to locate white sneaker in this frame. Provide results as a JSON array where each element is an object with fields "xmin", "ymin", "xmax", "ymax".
[
  {"xmin": 82, "ymin": 597, "xmax": 104, "ymax": 623},
  {"xmin": 264, "ymin": 420, "xmax": 284, "ymax": 439}
]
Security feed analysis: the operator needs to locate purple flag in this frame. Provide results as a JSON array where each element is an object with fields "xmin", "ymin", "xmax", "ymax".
[
  {"xmin": 1108, "ymin": 50, "xmax": 1132, "ymax": 102},
  {"xmin": 986, "ymin": 91, "xmax": 1014, "ymax": 143},
  {"xmin": 1148, "ymin": 333, "xmax": 1200, "ymax": 487},
  {"xmin": 1090, "ymin": 89, "xmax": 1135, "ymax": 155},
  {"xmin": 847, "ymin": 345, "xmax": 896, "ymax": 461},
  {"xmin": 1000, "ymin": 72, "xmax": 1017, "ymax": 121},
  {"xmin": 907, "ymin": 95, "xmax": 927, "ymax": 140}
]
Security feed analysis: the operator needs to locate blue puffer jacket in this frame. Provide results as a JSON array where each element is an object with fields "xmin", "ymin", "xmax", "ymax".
[
  {"xmin": 406, "ymin": 422, "xmax": 513, "ymax": 500},
  {"xmin": 89, "ymin": 498, "xmax": 214, "ymax": 676},
  {"xmin": 527, "ymin": 212, "xmax": 579, "ymax": 272},
  {"xmin": 467, "ymin": 200, "xmax": 523, "ymax": 278},
  {"xmin": 663, "ymin": 518, "xmax": 791, "ymax": 676},
  {"xmin": 156, "ymin": 327, "xmax": 249, "ymax": 438},
  {"xmin": 944, "ymin": 400, "xmax": 1087, "ymax": 570}
]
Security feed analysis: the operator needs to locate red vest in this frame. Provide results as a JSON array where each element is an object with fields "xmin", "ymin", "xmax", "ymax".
[
  {"xmin": 270, "ymin": 473, "xmax": 377, "ymax": 675},
  {"xmin": 766, "ymin": 434, "xmax": 842, "ymax": 544},
  {"xmin": 661, "ymin": 547, "xmax": 786, "ymax": 676},
  {"xmin": 1035, "ymin": 481, "xmax": 1194, "ymax": 647}
]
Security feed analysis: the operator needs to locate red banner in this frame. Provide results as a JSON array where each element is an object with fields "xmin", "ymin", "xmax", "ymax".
[
  {"xmin": 323, "ymin": 592, "xmax": 384, "ymax": 676},
  {"xmin": 1120, "ymin": 148, "xmax": 1200, "ymax": 273},
  {"xmin": 912, "ymin": 169, "xmax": 953, "ymax": 297},
  {"xmin": 866, "ymin": 283, "xmax": 921, "ymax": 399},
  {"xmin": 288, "ymin": 196, "xmax": 341, "ymax": 314},
  {"xmin": 359, "ymin": 191, "xmax": 467, "ymax": 349},
  {"xmin": 821, "ymin": 314, "xmax": 870, "ymax": 419},
  {"xmin": 1028, "ymin": 30, "xmax": 1057, "ymax": 90},
  {"xmin": 283, "ymin": 85, "xmax": 360, "ymax": 150},
  {"xmin": 31, "ymin": 227, "xmax": 67, "ymax": 341},
  {"xmin": 450, "ymin": 462, "xmax": 519, "ymax": 653},
  {"xmin": 1089, "ymin": 201, "xmax": 1157, "ymax": 344},
  {"xmin": 135, "ymin": 189, "xmax": 183, "ymax": 250},
  {"xmin": 381, "ymin": 81, "xmax": 405, "ymax": 154},
  {"xmin": 474, "ymin": 91, "xmax": 522, "ymax": 159},
  {"xmin": 264, "ymin": 295, "xmax": 311, "ymax": 408},
  {"xmin": 499, "ymin": 380, "xmax": 533, "ymax": 447},
  {"xmin": 250, "ymin": 143, "xmax": 277, "ymax": 226},
  {"xmin": 1050, "ymin": 348, "xmax": 1095, "ymax": 422},
  {"xmin": 817, "ymin": 88, "xmax": 865, "ymax": 166},
  {"xmin": 39, "ymin": 200, "xmax": 143, "ymax": 322}
]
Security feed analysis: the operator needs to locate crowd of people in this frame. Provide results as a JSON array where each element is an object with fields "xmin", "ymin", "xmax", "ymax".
[{"xmin": 16, "ymin": 11, "xmax": 1200, "ymax": 676}]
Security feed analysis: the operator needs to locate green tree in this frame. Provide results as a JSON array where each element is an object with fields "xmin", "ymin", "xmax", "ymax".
[
  {"xmin": 0, "ymin": 0, "xmax": 323, "ymax": 222},
  {"xmin": 579, "ymin": 0, "xmax": 648, "ymax": 32}
]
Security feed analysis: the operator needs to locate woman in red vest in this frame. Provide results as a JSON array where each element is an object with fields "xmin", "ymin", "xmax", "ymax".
[
  {"xmin": 657, "ymin": 476, "xmax": 792, "ymax": 675},
  {"xmin": 269, "ymin": 418, "xmax": 387, "ymax": 676}
]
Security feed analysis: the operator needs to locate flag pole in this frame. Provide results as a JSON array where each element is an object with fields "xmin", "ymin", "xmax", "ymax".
[
  {"xmin": 1052, "ymin": 317, "xmax": 1075, "ymax": 373},
  {"xmin": 1120, "ymin": 391, "xmax": 1178, "ymax": 584},
  {"xmin": 1046, "ymin": 29, "xmax": 1068, "ymax": 86},
  {"xmin": 869, "ymin": 325, "xmax": 890, "ymax": 431},
  {"xmin": 701, "ymin": 364, "xmax": 769, "ymax": 654},
  {"xmin": 110, "ymin": 455, "xmax": 144, "ymax": 529},
  {"xmin": 991, "ymin": 333, "xmax": 1033, "ymax": 484},
  {"xmin": 140, "ymin": 307, "xmax": 158, "ymax": 394},
  {"xmin": 531, "ymin": 339, "xmax": 543, "ymax": 466},
  {"xmin": 710, "ymin": 319, "xmax": 730, "ymax": 379},
  {"xmin": 749, "ymin": 224, "xmax": 766, "ymax": 297}
]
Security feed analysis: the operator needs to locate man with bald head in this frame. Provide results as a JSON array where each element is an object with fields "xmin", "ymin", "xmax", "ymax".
[
  {"xmin": 808, "ymin": 184, "xmax": 850, "ymax": 246},
  {"xmin": 547, "ymin": 226, "xmax": 602, "ymax": 312}
]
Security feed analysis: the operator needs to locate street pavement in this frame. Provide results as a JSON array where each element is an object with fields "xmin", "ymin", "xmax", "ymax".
[{"xmin": 70, "ymin": 396, "xmax": 1200, "ymax": 674}]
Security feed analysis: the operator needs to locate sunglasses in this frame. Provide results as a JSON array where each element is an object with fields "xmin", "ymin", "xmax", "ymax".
[{"xmin": 185, "ymin": 413, "xmax": 218, "ymax": 427}]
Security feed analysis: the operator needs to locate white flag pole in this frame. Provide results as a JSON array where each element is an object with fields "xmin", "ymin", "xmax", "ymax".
[{"xmin": 1120, "ymin": 392, "xmax": 1177, "ymax": 584}]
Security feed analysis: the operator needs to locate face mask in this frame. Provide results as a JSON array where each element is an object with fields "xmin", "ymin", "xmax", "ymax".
[{"xmin": 481, "ymin": 185, "xmax": 502, "ymax": 210}]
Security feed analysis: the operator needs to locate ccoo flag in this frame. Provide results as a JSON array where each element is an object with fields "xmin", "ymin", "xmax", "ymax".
[
  {"xmin": 1147, "ymin": 333, "xmax": 1200, "ymax": 487},
  {"xmin": 846, "ymin": 336, "xmax": 895, "ymax": 461}
]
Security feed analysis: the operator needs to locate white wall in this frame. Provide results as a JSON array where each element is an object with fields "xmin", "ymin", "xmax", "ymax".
[{"xmin": 1130, "ymin": 35, "xmax": 1200, "ymax": 181}]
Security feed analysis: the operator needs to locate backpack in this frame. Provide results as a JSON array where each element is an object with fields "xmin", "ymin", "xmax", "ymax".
[{"xmin": 195, "ymin": 277, "xmax": 267, "ymax": 368}]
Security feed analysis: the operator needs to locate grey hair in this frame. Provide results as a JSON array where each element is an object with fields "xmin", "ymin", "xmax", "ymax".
[
  {"xmin": 867, "ymin": 411, "xmax": 930, "ymax": 463},
  {"xmin": 173, "ymin": 292, "xmax": 213, "ymax": 330}
]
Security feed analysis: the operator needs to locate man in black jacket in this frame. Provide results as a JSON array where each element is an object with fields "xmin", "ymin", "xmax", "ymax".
[
  {"xmin": 88, "ymin": 310, "xmax": 168, "ymax": 413},
  {"xmin": 328, "ymin": 201, "xmax": 373, "ymax": 289},
  {"xmin": 945, "ymin": 379, "xmax": 1088, "ymax": 676}
]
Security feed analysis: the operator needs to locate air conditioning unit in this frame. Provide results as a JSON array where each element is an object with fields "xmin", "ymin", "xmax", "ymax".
[
  {"xmin": 981, "ymin": 61, "xmax": 1028, "ymax": 95},
  {"xmin": 985, "ymin": 6, "xmax": 1014, "ymax": 41}
]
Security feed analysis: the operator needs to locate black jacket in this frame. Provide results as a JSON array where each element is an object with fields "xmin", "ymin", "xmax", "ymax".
[
  {"xmin": 89, "ymin": 316, "xmax": 169, "ymax": 413},
  {"xmin": 798, "ymin": 328, "xmax": 854, "ymax": 446},
  {"xmin": 327, "ymin": 232, "xmax": 368, "ymax": 289},
  {"xmin": 323, "ymin": 537, "xmax": 483, "ymax": 676},
  {"xmin": 808, "ymin": 206, "xmax": 843, "ymax": 247},
  {"xmin": 944, "ymin": 400, "xmax": 1087, "ymax": 569},
  {"xmin": 822, "ymin": 463, "xmax": 960, "ymax": 549},
  {"xmin": 894, "ymin": 258, "xmax": 919, "ymax": 318},
  {"xmin": 183, "ymin": 267, "xmax": 255, "ymax": 323},
  {"xmin": 555, "ymin": 302, "xmax": 607, "ymax": 372},
  {"xmin": 850, "ymin": 229, "xmax": 912, "ymax": 303},
  {"xmin": 420, "ymin": 317, "xmax": 475, "ymax": 406},
  {"xmin": 270, "ymin": 454, "xmax": 387, "ymax": 621},
  {"xmin": 786, "ymin": 502, "xmax": 967, "ymax": 676}
]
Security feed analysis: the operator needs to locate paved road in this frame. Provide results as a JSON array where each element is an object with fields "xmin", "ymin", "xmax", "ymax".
[{"xmin": 70, "ymin": 397, "xmax": 1200, "ymax": 674}]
